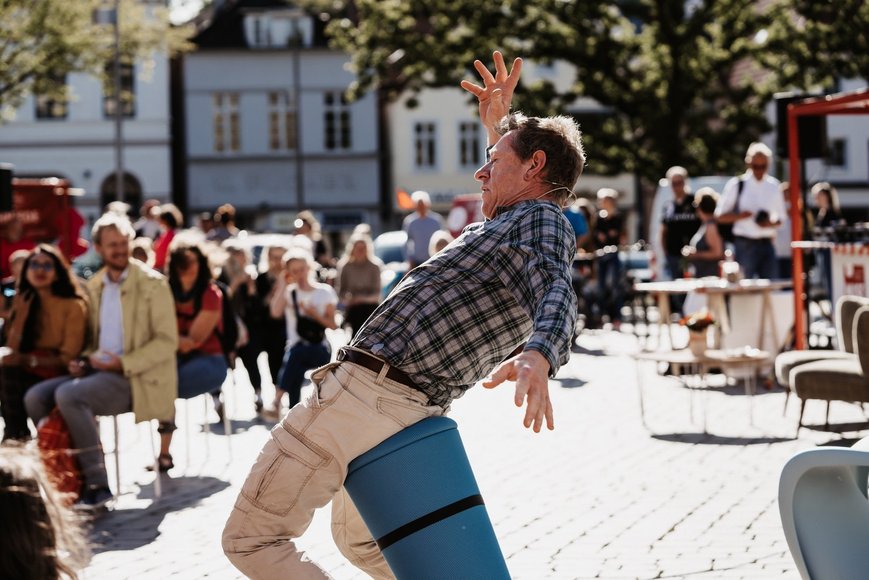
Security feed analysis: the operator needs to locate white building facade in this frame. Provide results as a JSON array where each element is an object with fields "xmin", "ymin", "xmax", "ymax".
[
  {"xmin": 387, "ymin": 59, "xmax": 637, "ymax": 234},
  {"xmin": 179, "ymin": 0, "xmax": 382, "ymax": 235},
  {"xmin": 0, "ymin": 5, "xmax": 172, "ymax": 227}
]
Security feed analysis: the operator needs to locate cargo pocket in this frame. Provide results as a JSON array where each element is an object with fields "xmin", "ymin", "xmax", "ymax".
[
  {"xmin": 376, "ymin": 396, "xmax": 430, "ymax": 428},
  {"xmin": 240, "ymin": 426, "xmax": 331, "ymax": 517}
]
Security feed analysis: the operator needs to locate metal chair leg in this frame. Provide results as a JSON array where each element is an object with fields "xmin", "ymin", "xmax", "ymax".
[
  {"xmin": 149, "ymin": 420, "xmax": 161, "ymax": 500},
  {"xmin": 797, "ymin": 399, "xmax": 806, "ymax": 438}
]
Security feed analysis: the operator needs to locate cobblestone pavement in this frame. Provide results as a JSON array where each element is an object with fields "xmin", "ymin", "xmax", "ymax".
[{"xmin": 80, "ymin": 328, "xmax": 869, "ymax": 579}]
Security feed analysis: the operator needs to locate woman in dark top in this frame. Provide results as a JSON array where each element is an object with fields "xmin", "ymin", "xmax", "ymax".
[
  {"xmin": 811, "ymin": 182, "xmax": 845, "ymax": 230},
  {"xmin": 684, "ymin": 188, "xmax": 724, "ymax": 278},
  {"xmin": 593, "ymin": 188, "xmax": 625, "ymax": 325}
]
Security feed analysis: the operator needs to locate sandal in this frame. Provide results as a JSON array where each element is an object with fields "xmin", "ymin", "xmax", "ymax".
[{"xmin": 147, "ymin": 453, "xmax": 174, "ymax": 472}]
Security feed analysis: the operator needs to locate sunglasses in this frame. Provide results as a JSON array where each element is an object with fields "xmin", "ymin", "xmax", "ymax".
[{"xmin": 28, "ymin": 261, "xmax": 55, "ymax": 272}]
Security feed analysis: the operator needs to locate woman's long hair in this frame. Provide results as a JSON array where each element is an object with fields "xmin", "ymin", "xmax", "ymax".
[
  {"xmin": 17, "ymin": 245, "xmax": 83, "ymax": 353},
  {"xmin": 166, "ymin": 239, "xmax": 212, "ymax": 310},
  {"xmin": 0, "ymin": 445, "xmax": 90, "ymax": 579}
]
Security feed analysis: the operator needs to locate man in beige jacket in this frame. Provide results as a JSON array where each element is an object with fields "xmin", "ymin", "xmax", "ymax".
[{"xmin": 26, "ymin": 213, "xmax": 178, "ymax": 509}]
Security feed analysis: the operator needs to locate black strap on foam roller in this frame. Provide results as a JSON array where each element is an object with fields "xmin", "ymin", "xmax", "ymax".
[{"xmin": 375, "ymin": 494, "xmax": 485, "ymax": 551}]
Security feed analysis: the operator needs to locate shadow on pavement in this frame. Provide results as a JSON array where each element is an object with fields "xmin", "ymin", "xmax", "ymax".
[
  {"xmin": 227, "ymin": 417, "xmax": 277, "ymax": 434},
  {"xmin": 570, "ymin": 343, "xmax": 606, "ymax": 356},
  {"xmin": 554, "ymin": 377, "xmax": 588, "ymax": 389},
  {"xmin": 651, "ymin": 432, "xmax": 793, "ymax": 445},
  {"xmin": 88, "ymin": 475, "xmax": 230, "ymax": 553}
]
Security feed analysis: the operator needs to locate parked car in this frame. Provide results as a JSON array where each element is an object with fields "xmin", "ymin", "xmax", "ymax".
[{"xmin": 373, "ymin": 230, "xmax": 408, "ymax": 299}]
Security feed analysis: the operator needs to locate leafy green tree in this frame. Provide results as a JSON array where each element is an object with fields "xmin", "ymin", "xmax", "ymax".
[
  {"xmin": 763, "ymin": 0, "xmax": 869, "ymax": 90},
  {"xmin": 0, "ymin": 0, "xmax": 191, "ymax": 119},
  {"xmin": 306, "ymin": 0, "xmax": 780, "ymax": 194}
]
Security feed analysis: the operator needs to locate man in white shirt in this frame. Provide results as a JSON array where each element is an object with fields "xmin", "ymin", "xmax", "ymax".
[{"xmin": 716, "ymin": 142, "xmax": 786, "ymax": 279}]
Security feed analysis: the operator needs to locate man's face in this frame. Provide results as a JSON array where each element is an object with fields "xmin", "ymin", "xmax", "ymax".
[
  {"xmin": 474, "ymin": 131, "xmax": 533, "ymax": 219},
  {"xmin": 749, "ymin": 153, "xmax": 769, "ymax": 181},
  {"xmin": 670, "ymin": 175, "xmax": 686, "ymax": 196},
  {"xmin": 96, "ymin": 227, "xmax": 130, "ymax": 271}
]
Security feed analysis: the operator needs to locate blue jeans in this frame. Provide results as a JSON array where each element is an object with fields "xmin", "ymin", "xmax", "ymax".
[
  {"xmin": 596, "ymin": 252, "xmax": 623, "ymax": 321},
  {"xmin": 178, "ymin": 353, "xmax": 228, "ymax": 400},
  {"xmin": 734, "ymin": 237, "xmax": 776, "ymax": 279},
  {"xmin": 278, "ymin": 341, "xmax": 332, "ymax": 407}
]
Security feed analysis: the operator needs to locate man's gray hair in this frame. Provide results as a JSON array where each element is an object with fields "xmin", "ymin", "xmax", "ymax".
[
  {"xmin": 92, "ymin": 212, "xmax": 135, "ymax": 245},
  {"xmin": 496, "ymin": 113, "xmax": 586, "ymax": 207},
  {"xmin": 744, "ymin": 141, "xmax": 773, "ymax": 162}
]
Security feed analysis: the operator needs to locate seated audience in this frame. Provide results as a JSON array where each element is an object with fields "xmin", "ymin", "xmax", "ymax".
[
  {"xmin": 0, "ymin": 245, "xmax": 87, "ymax": 442},
  {"xmin": 25, "ymin": 214, "xmax": 178, "ymax": 509},
  {"xmin": 155, "ymin": 237, "xmax": 229, "ymax": 471}
]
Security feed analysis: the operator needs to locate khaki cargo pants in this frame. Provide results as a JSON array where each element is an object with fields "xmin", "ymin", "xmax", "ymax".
[{"xmin": 222, "ymin": 355, "xmax": 444, "ymax": 579}]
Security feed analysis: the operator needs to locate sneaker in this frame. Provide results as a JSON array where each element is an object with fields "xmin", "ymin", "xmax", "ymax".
[{"xmin": 75, "ymin": 486, "xmax": 113, "ymax": 511}]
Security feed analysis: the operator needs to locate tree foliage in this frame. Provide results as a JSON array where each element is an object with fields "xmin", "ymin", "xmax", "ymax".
[
  {"xmin": 0, "ymin": 0, "xmax": 191, "ymax": 118},
  {"xmin": 304, "ymin": 0, "xmax": 784, "ymax": 186},
  {"xmin": 763, "ymin": 0, "xmax": 869, "ymax": 90}
]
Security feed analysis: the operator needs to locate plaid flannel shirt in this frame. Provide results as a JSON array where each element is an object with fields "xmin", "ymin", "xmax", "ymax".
[{"xmin": 351, "ymin": 199, "xmax": 577, "ymax": 408}]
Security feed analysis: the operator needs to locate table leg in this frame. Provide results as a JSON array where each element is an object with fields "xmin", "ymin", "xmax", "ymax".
[
  {"xmin": 635, "ymin": 359, "xmax": 647, "ymax": 429},
  {"xmin": 657, "ymin": 292, "xmax": 672, "ymax": 349}
]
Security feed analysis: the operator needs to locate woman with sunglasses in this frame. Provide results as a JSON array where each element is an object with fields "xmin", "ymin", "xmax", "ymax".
[
  {"xmin": 153, "ymin": 236, "xmax": 228, "ymax": 471},
  {"xmin": 0, "ymin": 245, "xmax": 87, "ymax": 442}
]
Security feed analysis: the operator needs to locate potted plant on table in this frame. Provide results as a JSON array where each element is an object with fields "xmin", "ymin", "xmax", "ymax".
[{"xmin": 679, "ymin": 309, "xmax": 716, "ymax": 356}]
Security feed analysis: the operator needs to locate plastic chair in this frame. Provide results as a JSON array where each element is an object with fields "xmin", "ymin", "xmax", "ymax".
[
  {"xmin": 179, "ymin": 371, "xmax": 233, "ymax": 468},
  {"xmin": 100, "ymin": 414, "xmax": 162, "ymax": 500},
  {"xmin": 778, "ymin": 436, "xmax": 869, "ymax": 580}
]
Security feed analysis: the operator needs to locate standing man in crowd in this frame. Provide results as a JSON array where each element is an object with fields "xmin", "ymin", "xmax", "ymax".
[
  {"xmin": 25, "ymin": 213, "xmax": 178, "ymax": 509},
  {"xmin": 402, "ymin": 190, "xmax": 445, "ymax": 268},
  {"xmin": 716, "ymin": 142, "xmax": 785, "ymax": 279},
  {"xmin": 660, "ymin": 166, "xmax": 700, "ymax": 280},
  {"xmin": 222, "ymin": 50, "xmax": 583, "ymax": 579}
]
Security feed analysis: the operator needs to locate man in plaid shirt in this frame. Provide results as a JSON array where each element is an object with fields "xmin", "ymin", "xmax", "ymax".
[{"xmin": 223, "ymin": 51, "xmax": 585, "ymax": 579}]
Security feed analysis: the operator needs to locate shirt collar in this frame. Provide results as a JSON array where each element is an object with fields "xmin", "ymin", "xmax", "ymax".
[
  {"xmin": 103, "ymin": 267, "xmax": 130, "ymax": 287},
  {"xmin": 492, "ymin": 199, "xmax": 560, "ymax": 219}
]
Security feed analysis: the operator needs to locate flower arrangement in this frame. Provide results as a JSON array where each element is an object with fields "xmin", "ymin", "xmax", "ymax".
[{"xmin": 679, "ymin": 309, "xmax": 716, "ymax": 333}]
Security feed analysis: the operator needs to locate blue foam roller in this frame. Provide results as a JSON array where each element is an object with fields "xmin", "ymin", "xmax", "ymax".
[{"xmin": 344, "ymin": 416, "xmax": 510, "ymax": 579}]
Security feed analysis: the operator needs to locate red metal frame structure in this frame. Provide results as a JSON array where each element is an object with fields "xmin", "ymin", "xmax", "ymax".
[{"xmin": 787, "ymin": 88, "xmax": 869, "ymax": 349}]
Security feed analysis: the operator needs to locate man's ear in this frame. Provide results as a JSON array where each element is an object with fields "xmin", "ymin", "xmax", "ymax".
[{"xmin": 526, "ymin": 150, "xmax": 547, "ymax": 179}]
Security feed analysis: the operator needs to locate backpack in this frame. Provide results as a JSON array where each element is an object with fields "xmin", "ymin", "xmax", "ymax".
[
  {"xmin": 718, "ymin": 178, "xmax": 745, "ymax": 244},
  {"xmin": 37, "ymin": 408, "xmax": 82, "ymax": 505},
  {"xmin": 212, "ymin": 280, "xmax": 248, "ymax": 365}
]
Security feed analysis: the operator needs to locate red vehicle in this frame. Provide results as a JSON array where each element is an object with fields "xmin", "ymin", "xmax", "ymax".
[
  {"xmin": 0, "ymin": 177, "xmax": 88, "ymax": 278},
  {"xmin": 446, "ymin": 193, "xmax": 484, "ymax": 238}
]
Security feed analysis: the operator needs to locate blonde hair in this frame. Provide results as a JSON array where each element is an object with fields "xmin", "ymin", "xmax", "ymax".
[{"xmin": 92, "ymin": 212, "xmax": 135, "ymax": 245}]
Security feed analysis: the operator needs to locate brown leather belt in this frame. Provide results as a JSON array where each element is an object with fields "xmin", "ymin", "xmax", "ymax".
[{"xmin": 337, "ymin": 348, "xmax": 418, "ymax": 391}]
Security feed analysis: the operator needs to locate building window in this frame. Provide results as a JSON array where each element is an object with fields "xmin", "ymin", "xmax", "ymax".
[
  {"xmin": 458, "ymin": 122, "xmax": 482, "ymax": 168},
  {"xmin": 34, "ymin": 74, "xmax": 68, "ymax": 120},
  {"xmin": 827, "ymin": 138, "xmax": 847, "ymax": 168},
  {"xmin": 214, "ymin": 93, "xmax": 241, "ymax": 153},
  {"xmin": 103, "ymin": 62, "xmax": 135, "ymax": 118},
  {"xmin": 324, "ymin": 91, "xmax": 351, "ymax": 150},
  {"xmin": 268, "ymin": 91, "xmax": 297, "ymax": 150},
  {"xmin": 414, "ymin": 122, "xmax": 437, "ymax": 169}
]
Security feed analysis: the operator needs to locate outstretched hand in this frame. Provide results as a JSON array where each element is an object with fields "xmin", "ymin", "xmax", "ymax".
[
  {"xmin": 482, "ymin": 350, "xmax": 554, "ymax": 432},
  {"xmin": 460, "ymin": 51, "xmax": 523, "ymax": 139}
]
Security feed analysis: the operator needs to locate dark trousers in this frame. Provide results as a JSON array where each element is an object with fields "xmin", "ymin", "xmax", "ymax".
[
  {"xmin": 0, "ymin": 367, "xmax": 42, "ymax": 441},
  {"xmin": 344, "ymin": 303, "xmax": 379, "ymax": 338},
  {"xmin": 596, "ymin": 252, "xmax": 624, "ymax": 322},
  {"xmin": 277, "ymin": 341, "xmax": 331, "ymax": 408},
  {"xmin": 734, "ymin": 237, "xmax": 776, "ymax": 279}
]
